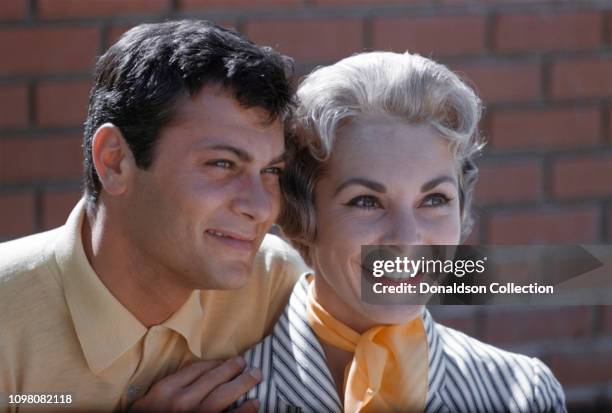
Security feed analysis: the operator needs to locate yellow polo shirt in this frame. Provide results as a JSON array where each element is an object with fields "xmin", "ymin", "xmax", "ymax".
[{"xmin": 0, "ymin": 199, "xmax": 308, "ymax": 412}]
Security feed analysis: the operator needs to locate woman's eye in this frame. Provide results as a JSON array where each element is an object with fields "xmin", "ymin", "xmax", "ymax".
[
  {"xmin": 346, "ymin": 195, "xmax": 382, "ymax": 209},
  {"xmin": 262, "ymin": 166, "xmax": 284, "ymax": 176},
  {"xmin": 207, "ymin": 160, "xmax": 235, "ymax": 169},
  {"xmin": 422, "ymin": 193, "xmax": 451, "ymax": 207}
]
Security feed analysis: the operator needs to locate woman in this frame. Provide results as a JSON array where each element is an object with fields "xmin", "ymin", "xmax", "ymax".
[{"xmin": 238, "ymin": 51, "xmax": 566, "ymax": 413}]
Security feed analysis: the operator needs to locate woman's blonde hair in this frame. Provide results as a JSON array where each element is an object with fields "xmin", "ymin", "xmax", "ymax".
[{"xmin": 279, "ymin": 51, "xmax": 484, "ymax": 259}]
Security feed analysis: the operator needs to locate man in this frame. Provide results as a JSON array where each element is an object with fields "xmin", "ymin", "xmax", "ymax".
[{"xmin": 0, "ymin": 20, "xmax": 308, "ymax": 412}]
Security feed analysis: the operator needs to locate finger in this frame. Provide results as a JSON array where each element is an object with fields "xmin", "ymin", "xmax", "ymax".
[
  {"xmin": 173, "ymin": 356, "xmax": 248, "ymax": 406},
  {"xmin": 198, "ymin": 367, "xmax": 262, "ymax": 413},
  {"xmin": 159, "ymin": 360, "xmax": 223, "ymax": 389},
  {"xmin": 229, "ymin": 399, "xmax": 260, "ymax": 413}
]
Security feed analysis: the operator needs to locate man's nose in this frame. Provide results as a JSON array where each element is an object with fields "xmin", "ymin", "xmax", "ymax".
[{"xmin": 231, "ymin": 174, "xmax": 276, "ymax": 223}]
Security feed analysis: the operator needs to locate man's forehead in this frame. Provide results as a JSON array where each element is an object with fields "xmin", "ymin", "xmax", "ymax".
[
  {"xmin": 169, "ymin": 86, "xmax": 283, "ymax": 132},
  {"xmin": 163, "ymin": 116, "xmax": 282, "ymax": 160}
]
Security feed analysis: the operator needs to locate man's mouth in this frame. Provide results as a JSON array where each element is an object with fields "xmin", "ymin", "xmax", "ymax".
[{"xmin": 205, "ymin": 229, "xmax": 256, "ymax": 251}]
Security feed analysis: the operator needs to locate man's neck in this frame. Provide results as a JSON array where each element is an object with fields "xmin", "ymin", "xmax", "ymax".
[{"xmin": 82, "ymin": 205, "xmax": 192, "ymax": 327}]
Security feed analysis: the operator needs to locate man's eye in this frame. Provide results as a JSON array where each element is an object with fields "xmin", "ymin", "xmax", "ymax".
[
  {"xmin": 207, "ymin": 160, "xmax": 235, "ymax": 169},
  {"xmin": 345, "ymin": 195, "xmax": 382, "ymax": 209},
  {"xmin": 262, "ymin": 166, "xmax": 284, "ymax": 176},
  {"xmin": 422, "ymin": 193, "xmax": 451, "ymax": 207}
]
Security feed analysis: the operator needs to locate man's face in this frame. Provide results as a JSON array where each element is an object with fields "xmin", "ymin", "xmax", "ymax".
[{"xmin": 123, "ymin": 84, "xmax": 285, "ymax": 290}]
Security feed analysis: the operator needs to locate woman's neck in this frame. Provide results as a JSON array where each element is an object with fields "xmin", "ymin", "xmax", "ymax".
[
  {"xmin": 311, "ymin": 275, "xmax": 379, "ymax": 334},
  {"xmin": 309, "ymin": 275, "xmax": 372, "ymax": 398}
]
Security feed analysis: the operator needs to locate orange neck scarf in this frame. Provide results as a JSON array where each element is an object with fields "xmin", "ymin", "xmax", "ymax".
[{"xmin": 306, "ymin": 283, "xmax": 428, "ymax": 413}]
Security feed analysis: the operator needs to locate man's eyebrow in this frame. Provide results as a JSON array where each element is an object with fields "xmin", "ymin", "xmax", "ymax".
[
  {"xmin": 421, "ymin": 175, "xmax": 457, "ymax": 192},
  {"xmin": 334, "ymin": 177, "xmax": 387, "ymax": 197},
  {"xmin": 205, "ymin": 144, "xmax": 252, "ymax": 162},
  {"xmin": 197, "ymin": 144, "xmax": 285, "ymax": 166}
]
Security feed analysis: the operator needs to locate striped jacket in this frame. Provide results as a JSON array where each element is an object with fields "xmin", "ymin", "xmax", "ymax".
[{"xmin": 239, "ymin": 275, "xmax": 567, "ymax": 413}]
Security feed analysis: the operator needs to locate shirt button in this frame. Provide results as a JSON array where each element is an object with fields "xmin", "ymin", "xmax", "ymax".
[{"xmin": 127, "ymin": 385, "xmax": 141, "ymax": 398}]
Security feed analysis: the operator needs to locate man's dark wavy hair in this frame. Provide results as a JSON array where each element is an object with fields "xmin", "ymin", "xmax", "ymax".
[{"xmin": 83, "ymin": 19, "xmax": 294, "ymax": 203}]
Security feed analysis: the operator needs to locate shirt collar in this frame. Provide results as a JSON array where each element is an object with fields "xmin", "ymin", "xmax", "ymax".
[
  {"xmin": 163, "ymin": 290, "xmax": 204, "ymax": 358},
  {"xmin": 53, "ymin": 199, "xmax": 203, "ymax": 374}
]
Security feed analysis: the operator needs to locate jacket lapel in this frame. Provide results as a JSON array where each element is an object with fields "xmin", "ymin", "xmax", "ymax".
[
  {"xmin": 271, "ymin": 276, "xmax": 343, "ymax": 412},
  {"xmin": 423, "ymin": 308, "xmax": 449, "ymax": 412}
]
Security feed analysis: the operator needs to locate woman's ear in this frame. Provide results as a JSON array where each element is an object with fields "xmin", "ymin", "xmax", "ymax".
[{"xmin": 91, "ymin": 123, "xmax": 136, "ymax": 197}]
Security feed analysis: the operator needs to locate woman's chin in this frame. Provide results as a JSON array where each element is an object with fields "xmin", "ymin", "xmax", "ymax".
[{"xmin": 360, "ymin": 303, "xmax": 424, "ymax": 326}]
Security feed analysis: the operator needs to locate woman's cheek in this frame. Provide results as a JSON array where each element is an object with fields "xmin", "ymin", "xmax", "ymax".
[{"xmin": 419, "ymin": 213, "xmax": 460, "ymax": 244}]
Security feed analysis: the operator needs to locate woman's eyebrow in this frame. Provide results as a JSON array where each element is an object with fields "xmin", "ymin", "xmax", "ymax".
[
  {"xmin": 334, "ymin": 177, "xmax": 387, "ymax": 197},
  {"xmin": 421, "ymin": 175, "xmax": 457, "ymax": 192}
]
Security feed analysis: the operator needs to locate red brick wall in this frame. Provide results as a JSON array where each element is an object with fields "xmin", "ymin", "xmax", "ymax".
[{"xmin": 0, "ymin": 0, "xmax": 610, "ymax": 409}]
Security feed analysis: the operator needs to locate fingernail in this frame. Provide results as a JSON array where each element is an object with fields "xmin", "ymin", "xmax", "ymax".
[
  {"xmin": 252, "ymin": 399, "xmax": 260, "ymax": 409},
  {"xmin": 235, "ymin": 356, "xmax": 245, "ymax": 368},
  {"xmin": 249, "ymin": 367, "xmax": 262, "ymax": 380}
]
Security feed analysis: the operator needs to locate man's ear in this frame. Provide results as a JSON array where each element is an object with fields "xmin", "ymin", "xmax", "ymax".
[{"xmin": 91, "ymin": 123, "xmax": 136, "ymax": 196}]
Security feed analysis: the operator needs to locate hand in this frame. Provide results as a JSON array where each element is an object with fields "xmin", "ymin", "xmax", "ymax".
[{"xmin": 129, "ymin": 356, "xmax": 262, "ymax": 413}]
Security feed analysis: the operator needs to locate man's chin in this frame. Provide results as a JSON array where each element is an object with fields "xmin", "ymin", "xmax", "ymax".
[
  {"xmin": 195, "ymin": 262, "xmax": 253, "ymax": 290},
  {"xmin": 217, "ymin": 272, "xmax": 250, "ymax": 290}
]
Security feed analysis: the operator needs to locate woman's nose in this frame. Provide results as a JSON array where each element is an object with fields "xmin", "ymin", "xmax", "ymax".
[{"xmin": 381, "ymin": 208, "xmax": 424, "ymax": 246}]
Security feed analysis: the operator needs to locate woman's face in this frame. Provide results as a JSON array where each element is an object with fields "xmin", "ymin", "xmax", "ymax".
[{"xmin": 310, "ymin": 116, "xmax": 462, "ymax": 332}]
